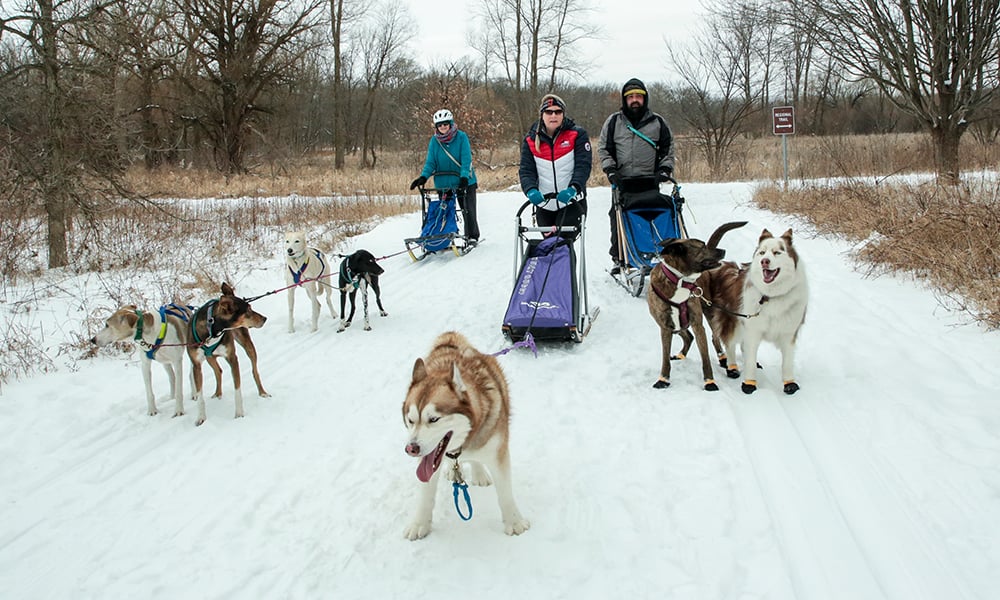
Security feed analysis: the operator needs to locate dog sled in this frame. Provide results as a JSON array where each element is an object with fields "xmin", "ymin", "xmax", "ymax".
[
  {"xmin": 610, "ymin": 175, "xmax": 688, "ymax": 297},
  {"xmin": 404, "ymin": 171, "xmax": 476, "ymax": 261},
  {"xmin": 501, "ymin": 200, "xmax": 598, "ymax": 344}
]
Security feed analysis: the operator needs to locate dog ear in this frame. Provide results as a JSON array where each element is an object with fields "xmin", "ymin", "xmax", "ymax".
[
  {"xmin": 216, "ymin": 295, "xmax": 236, "ymax": 318},
  {"xmin": 656, "ymin": 239, "xmax": 685, "ymax": 257},
  {"xmin": 123, "ymin": 311, "xmax": 139, "ymax": 328},
  {"xmin": 411, "ymin": 358, "xmax": 427, "ymax": 383},
  {"xmin": 451, "ymin": 363, "xmax": 467, "ymax": 394},
  {"xmin": 781, "ymin": 228, "xmax": 793, "ymax": 244},
  {"xmin": 758, "ymin": 229, "xmax": 774, "ymax": 244}
]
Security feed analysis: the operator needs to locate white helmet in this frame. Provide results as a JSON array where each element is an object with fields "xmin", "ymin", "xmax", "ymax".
[{"xmin": 433, "ymin": 109, "xmax": 453, "ymax": 125}]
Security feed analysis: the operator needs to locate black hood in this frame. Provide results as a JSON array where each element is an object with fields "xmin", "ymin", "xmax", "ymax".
[{"xmin": 621, "ymin": 77, "xmax": 649, "ymax": 123}]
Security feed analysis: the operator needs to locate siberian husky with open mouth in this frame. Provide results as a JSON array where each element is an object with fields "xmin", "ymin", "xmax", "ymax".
[
  {"xmin": 402, "ymin": 331, "xmax": 530, "ymax": 540},
  {"xmin": 701, "ymin": 228, "xmax": 808, "ymax": 394}
]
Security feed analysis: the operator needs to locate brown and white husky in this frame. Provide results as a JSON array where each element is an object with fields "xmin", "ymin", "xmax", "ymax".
[{"xmin": 401, "ymin": 331, "xmax": 530, "ymax": 539}]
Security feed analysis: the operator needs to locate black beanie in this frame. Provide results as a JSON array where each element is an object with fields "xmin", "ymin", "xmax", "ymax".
[{"xmin": 621, "ymin": 77, "xmax": 649, "ymax": 117}]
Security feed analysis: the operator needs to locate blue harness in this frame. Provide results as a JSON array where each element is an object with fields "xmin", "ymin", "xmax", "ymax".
[
  {"xmin": 136, "ymin": 304, "xmax": 193, "ymax": 359},
  {"xmin": 289, "ymin": 248, "xmax": 329, "ymax": 284}
]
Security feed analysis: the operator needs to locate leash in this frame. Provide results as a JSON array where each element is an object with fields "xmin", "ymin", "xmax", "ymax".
[
  {"xmin": 491, "ymin": 333, "xmax": 537, "ymax": 358},
  {"xmin": 241, "ymin": 272, "xmax": 339, "ymax": 303},
  {"xmin": 699, "ymin": 294, "xmax": 769, "ymax": 319},
  {"xmin": 447, "ymin": 450, "xmax": 473, "ymax": 521}
]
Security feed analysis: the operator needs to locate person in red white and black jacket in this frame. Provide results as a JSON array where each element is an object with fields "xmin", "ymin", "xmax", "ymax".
[{"xmin": 518, "ymin": 93, "xmax": 592, "ymax": 232}]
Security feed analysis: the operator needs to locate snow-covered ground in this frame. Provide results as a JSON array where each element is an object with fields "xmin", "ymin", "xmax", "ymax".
[{"xmin": 2, "ymin": 182, "xmax": 999, "ymax": 599}]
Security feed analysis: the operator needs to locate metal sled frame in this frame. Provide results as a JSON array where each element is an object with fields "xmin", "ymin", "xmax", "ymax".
[
  {"xmin": 611, "ymin": 178, "xmax": 688, "ymax": 297},
  {"xmin": 403, "ymin": 171, "xmax": 475, "ymax": 261},
  {"xmin": 502, "ymin": 201, "xmax": 598, "ymax": 343}
]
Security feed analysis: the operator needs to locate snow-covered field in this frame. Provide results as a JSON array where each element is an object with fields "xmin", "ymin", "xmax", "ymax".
[{"xmin": 2, "ymin": 182, "xmax": 998, "ymax": 599}]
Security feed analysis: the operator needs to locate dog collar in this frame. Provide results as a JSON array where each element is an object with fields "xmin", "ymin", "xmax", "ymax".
[{"xmin": 133, "ymin": 309, "xmax": 145, "ymax": 341}]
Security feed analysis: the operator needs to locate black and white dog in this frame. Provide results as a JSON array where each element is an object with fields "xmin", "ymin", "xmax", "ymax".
[{"xmin": 338, "ymin": 250, "xmax": 388, "ymax": 332}]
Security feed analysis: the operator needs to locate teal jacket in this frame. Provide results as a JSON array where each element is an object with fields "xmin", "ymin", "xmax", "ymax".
[{"xmin": 420, "ymin": 129, "xmax": 477, "ymax": 190}]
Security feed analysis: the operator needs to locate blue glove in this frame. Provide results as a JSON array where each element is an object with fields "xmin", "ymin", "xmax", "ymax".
[
  {"xmin": 556, "ymin": 187, "xmax": 577, "ymax": 206},
  {"xmin": 526, "ymin": 189, "xmax": 545, "ymax": 206}
]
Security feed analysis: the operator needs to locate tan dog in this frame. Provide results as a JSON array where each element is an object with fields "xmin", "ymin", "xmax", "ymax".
[
  {"xmin": 187, "ymin": 282, "xmax": 269, "ymax": 426},
  {"xmin": 402, "ymin": 331, "xmax": 530, "ymax": 540},
  {"xmin": 646, "ymin": 222, "xmax": 746, "ymax": 389},
  {"xmin": 91, "ymin": 304, "xmax": 195, "ymax": 417},
  {"xmin": 284, "ymin": 231, "xmax": 337, "ymax": 333},
  {"xmin": 700, "ymin": 228, "xmax": 808, "ymax": 394}
]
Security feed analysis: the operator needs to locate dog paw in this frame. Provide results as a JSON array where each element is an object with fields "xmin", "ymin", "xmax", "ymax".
[
  {"xmin": 363, "ymin": 324, "xmax": 372, "ymax": 331},
  {"xmin": 463, "ymin": 462, "xmax": 493, "ymax": 487},
  {"xmin": 717, "ymin": 354, "xmax": 728, "ymax": 368},
  {"xmin": 653, "ymin": 378, "xmax": 670, "ymax": 389},
  {"xmin": 403, "ymin": 520, "xmax": 432, "ymax": 541},
  {"xmin": 783, "ymin": 381, "xmax": 800, "ymax": 395},
  {"xmin": 504, "ymin": 516, "xmax": 531, "ymax": 536},
  {"xmin": 741, "ymin": 381, "xmax": 757, "ymax": 394},
  {"xmin": 148, "ymin": 409, "xmax": 159, "ymax": 416},
  {"xmin": 195, "ymin": 417, "xmax": 206, "ymax": 426},
  {"xmin": 380, "ymin": 311, "xmax": 388, "ymax": 317},
  {"xmin": 726, "ymin": 367, "xmax": 741, "ymax": 379},
  {"xmin": 704, "ymin": 380, "xmax": 719, "ymax": 391},
  {"xmin": 670, "ymin": 353, "xmax": 686, "ymax": 361},
  {"xmin": 172, "ymin": 410, "xmax": 184, "ymax": 418}
]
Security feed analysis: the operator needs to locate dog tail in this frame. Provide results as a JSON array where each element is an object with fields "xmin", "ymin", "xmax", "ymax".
[{"xmin": 707, "ymin": 221, "xmax": 748, "ymax": 249}]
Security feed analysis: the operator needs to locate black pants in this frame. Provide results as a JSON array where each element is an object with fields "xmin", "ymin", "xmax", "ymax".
[
  {"xmin": 459, "ymin": 184, "xmax": 479, "ymax": 240},
  {"xmin": 536, "ymin": 198, "xmax": 587, "ymax": 239},
  {"xmin": 608, "ymin": 205, "xmax": 620, "ymax": 261}
]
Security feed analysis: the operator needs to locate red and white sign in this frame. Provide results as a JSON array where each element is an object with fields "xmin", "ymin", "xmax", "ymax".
[{"xmin": 772, "ymin": 106, "xmax": 795, "ymax": 135}]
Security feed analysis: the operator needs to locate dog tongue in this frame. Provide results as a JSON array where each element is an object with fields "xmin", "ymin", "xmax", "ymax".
[
  {"xmin": 417, "ymin": 454, "xmax": 438, "ymax": 483},
  {"xmin": 763, "ymin": 268, "xmax": 779, "ymax": 283},
  {"xmin": 416, "ymin": 432, "xmax": 451, "ymax": 482}
]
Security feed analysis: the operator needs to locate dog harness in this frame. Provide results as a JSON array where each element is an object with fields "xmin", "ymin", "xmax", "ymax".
[
  {"xmin": 339, "ymin": 259, "xmax": 361, "ymax": 290},
  {"xmin": 288, "ymin": 248, "xmax": 328, "ymax": 284},
  {"xmin": 650, "ymin": 263, "xmax": 702, "ymax": 331},
  {"xmin": 191, "ymin": 300, "xmax": 225, "ymax": 356},
  {"xmin": 135, "ymin": 304, "xmax": 194, "ymax": 359}
]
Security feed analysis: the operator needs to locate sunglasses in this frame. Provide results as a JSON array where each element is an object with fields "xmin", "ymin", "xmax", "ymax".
[{"xmin": 542, "ymin": 109, "xmax": 563, "ymax": 115}]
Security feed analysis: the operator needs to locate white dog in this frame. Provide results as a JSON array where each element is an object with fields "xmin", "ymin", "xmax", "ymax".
[
  {"xmin": 739, "ymin": 228, "xmax": 809, "ymax": 394},
  {"xmin": 284, "ymin": 231, "xmax": 337, "ymax": 332},
  {"xmin": 91, "ymin": 304, "xmax": 193, "ymax": 416}
]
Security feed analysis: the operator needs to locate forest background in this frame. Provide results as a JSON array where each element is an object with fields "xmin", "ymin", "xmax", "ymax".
[{"xmin": 1, "ymin": 0, "xmax": 999, "ymax": 383}]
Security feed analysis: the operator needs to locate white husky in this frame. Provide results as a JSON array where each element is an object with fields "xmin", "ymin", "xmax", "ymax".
[
  {"xmin": 739, "ymin": 228, "xmax": 809, "ymax": 394},
  {"xmin": 284, "ymin": 231, "xmax": 337, "ymax": 332},
  {"xmin": 402, "ymin": 331, "xmax": 530, "ymax": 539}
]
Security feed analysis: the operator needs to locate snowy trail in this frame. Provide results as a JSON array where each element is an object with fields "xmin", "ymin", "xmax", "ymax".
[{"xmin": 2, "ymin": 182, "xmax": 1000, "ymax": 599}]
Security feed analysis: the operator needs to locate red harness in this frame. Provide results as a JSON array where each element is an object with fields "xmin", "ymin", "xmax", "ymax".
[{"xmin": 650, "ymin": 263, "xmax": 701, "ymax": 330}]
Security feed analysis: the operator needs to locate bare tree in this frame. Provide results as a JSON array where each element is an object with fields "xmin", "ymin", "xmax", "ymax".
[
  {"xmin": 172, "ymin": 0, "xmax": 326, "ymax": 174},
  {"xmin": 667, "ymin": 3, "xmax": 768, "ymax": 177},
  {"xmin": 356, "ymin": 1, "xmax": 413, "ymax": 168},
  {"xmin": 0, "ymin": 0, "xmax": 128, "ymax": 268},
  {"xmin": 803, "ymin": 0, "xmax": 1000, "ymax": 185},
  {"xmin": 329, "ymin": 0, "xmax": 365, "ymax": 169},
  {"xmin": 472, "ymin": 0, "xmax": 596, "ymax": 132}
]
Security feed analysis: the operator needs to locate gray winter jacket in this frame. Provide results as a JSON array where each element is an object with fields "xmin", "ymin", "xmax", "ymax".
[{"xmin": 597, "ymin": 110, "xmax": 675, "ymax": 178}]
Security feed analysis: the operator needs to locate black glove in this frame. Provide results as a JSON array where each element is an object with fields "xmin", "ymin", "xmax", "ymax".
[
  {"xmin": 605, "ymin": 169, "xmax": 619, "ymax": 186},
  {"xmin": 657, "ymin": 170, "xmax": 672, "ymax": 183},
  {"xmin": 458, "ymin": 177, "xmax": 469, "ymax": 189},
  {"xmin": 409, "ymin": 176, "xmax": 427, "ymax": 190}
]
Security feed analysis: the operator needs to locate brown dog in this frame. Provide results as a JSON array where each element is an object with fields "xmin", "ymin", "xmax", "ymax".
[
  {"xmin": 646, "ymin": 221, "xmax": 746, "ymax": 389},
  {"xmin": 187, "ymin": 282, "xmax": 269, "ymax": 426}
]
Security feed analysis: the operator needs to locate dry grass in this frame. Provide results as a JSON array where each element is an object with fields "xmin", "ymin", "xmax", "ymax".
[{"xmin": 754, "ymin": 180, "xmax": 1000, "ymax": 328}]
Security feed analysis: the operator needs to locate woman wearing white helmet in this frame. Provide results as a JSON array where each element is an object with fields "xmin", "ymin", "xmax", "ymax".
[{"xmin": 409, "ymin": 108, "xmax": 480, "ymax": 244}]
